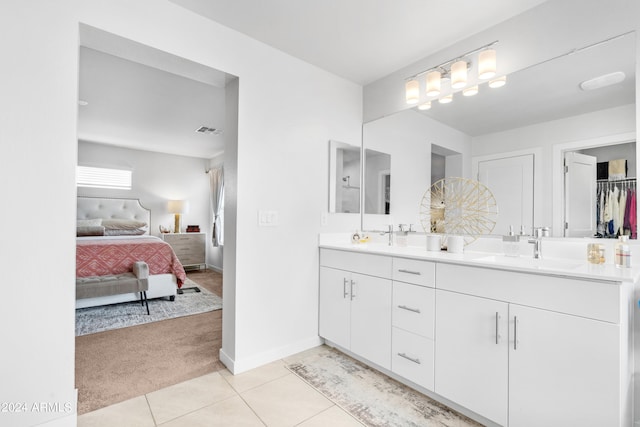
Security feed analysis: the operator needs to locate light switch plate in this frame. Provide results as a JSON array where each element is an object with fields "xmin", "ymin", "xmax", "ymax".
[
  {"xmin": 320, "ymin": 212, "xmax": 328, "ymax": 226},
  {"xmin": 258, "ymin": 210, "xmax": 279, "ymax": 227}
]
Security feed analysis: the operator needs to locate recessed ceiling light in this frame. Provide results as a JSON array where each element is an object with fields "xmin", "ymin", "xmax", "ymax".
[{"xmin": 579, "ymin": 71, "xmax": 625, "ymax": 91}]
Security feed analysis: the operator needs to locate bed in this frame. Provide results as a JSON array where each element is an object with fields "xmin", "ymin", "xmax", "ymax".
[{"xmin": 76, "ymin": 197, "xmax": 186, "ymax": 309}]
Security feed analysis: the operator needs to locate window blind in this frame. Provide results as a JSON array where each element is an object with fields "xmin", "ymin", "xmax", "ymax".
[{"xmin": 77, "ymin": 166, "xmax": 132, "ymax": 190}]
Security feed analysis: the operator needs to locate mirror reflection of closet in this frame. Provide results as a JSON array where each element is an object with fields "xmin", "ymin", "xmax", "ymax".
[
  {"xmin": 329, "ymin": 140, "xmax": 361, "ymax": 214},
  {"xmin": 564, "ymin": 141, "xmax": 637, "ymax": 238}
]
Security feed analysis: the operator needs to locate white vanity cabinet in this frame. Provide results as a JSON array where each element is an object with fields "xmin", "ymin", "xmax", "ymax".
[
  {"xmin": 435, "ymin": 263, "xmax": 627, "ymax": 427},
  {"xmin": 391, "ymin": 258, "xmax": 436, "ymax": 391},
  {"xmin": 319, "ymin": 249, "xmax": 393, "ymax": 369},
  {"xmin": 435, "ymin": 290, "xmax": 509, "ymax": 426}
]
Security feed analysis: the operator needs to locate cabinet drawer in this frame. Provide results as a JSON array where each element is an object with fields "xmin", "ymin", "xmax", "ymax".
[
  {"xmin": 437, "ymin": 263, "xmax": 620, "ymax": 323},
  {"xmin": 392, "ymin": 282, "xmax": 434, "ymax": 339},
  {"xmin": 320, "ymin": 249, "xmax": 392, "ymax": 279},
  {"xmin": 392, "ymin": 327, "xmax": 434, "ymax": 391},
  {"xmin": 392, "ymin": 258, "xmax": 435, "ymax": 287},
  {"xmin": 172, "ymin": 245, "xmax": 205, "ymax": 257}
]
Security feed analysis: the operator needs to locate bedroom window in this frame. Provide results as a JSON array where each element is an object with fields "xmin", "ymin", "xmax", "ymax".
[{"xmin": 76, "ymin": 166, "xmax": 132, "ymax": 190}]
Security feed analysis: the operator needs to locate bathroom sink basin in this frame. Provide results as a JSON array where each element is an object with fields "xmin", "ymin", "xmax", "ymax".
[{"xmin": 472, "ymin": 255, "xmax": 582, "ymax": 271}]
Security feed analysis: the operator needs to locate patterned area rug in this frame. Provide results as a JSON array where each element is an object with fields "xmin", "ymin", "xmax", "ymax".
[
  {"xmin": 287, "ymin": 347, "xmax": 483, "ymax": 427},
  {"xmin": 75, "ymin": 278, "xmax": 222, "ymax": 336}
]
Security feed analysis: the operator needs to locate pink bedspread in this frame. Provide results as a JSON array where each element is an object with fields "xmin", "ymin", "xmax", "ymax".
[{"xmin": 76, "ymin": 236, "xmax": 186, "ymax": 287}]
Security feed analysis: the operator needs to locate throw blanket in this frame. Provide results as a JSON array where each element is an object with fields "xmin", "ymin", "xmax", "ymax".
[{"xmin": 77, "ymin": 236, "xmax": 186, "ymax": 287}]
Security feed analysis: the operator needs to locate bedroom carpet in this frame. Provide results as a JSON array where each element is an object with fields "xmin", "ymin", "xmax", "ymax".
[
  {"xmin": 75, "ymin": 277, "xmax": 222, "ymax": 336},
  {"xmin": 75, "ymin": 269, "xmax": 225, "ymax": 415},
  {"xmin": 287, "ymin": 346, "xmax": 483, "ymax": 427}
]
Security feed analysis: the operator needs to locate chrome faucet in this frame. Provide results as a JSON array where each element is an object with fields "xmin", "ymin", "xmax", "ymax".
[
  {"xmin": 527, "ymin": 227, "xmax": 549, "ymax": 259},
  {"xmin": 379, "ymin": 224, "xmax": 394, "ymax": 246}
]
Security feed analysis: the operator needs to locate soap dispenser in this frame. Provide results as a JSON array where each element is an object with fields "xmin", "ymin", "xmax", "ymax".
[
  {"xmin": 503, "ymin": 225, "xmax": 520, "ymax": 257},
  {"xmin": 615, "ymin": 235, "xmax": 631, "ymax": 268}
]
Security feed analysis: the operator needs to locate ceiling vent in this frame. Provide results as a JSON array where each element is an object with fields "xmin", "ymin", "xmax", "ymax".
[
  {"xmin": 579, "ymin": 71, "xmax": 625, "ymax": 91},
  {"xmin": 195, "ymin": 126, "xmax": 223, "ymax": 135}
]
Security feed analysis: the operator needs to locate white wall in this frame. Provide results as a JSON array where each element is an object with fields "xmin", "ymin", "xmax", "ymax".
[
  {"xmin": 1, "ymin": 1, "xmax": 362, "ymax": 425},
  {"xmin": 78, "ymin": 141, "xmax": 211, "ymax": 236},
  {"xmin": 362, "ymin": 109, "xmax": 471, "ymax": 231}
]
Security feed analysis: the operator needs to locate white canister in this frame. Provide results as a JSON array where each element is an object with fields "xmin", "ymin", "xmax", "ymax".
[
  {"xmin": 447, "ymin": 235, "xmax": 464, "ymax": 254},
  {"xmin": 426, "ymin": 234, "xmax": 442, "ymax": 252}
]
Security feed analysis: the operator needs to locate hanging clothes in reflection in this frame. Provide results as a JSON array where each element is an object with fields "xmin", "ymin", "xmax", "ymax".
[{"xmin": 596, "ymin": 178, "xmax": 636, "ymax": 238}]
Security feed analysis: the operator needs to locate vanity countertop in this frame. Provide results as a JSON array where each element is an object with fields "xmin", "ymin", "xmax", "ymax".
[{"xmin": 319, "ymin": 241, "xmax": 640, "ymax": 284}]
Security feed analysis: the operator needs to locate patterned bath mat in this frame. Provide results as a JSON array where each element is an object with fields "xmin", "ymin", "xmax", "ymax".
[
  {"xmin": 75, "ymin": 278, "xmax": 222, "ymax": 336},
  {"xmin": 287, "ymin": 346, "xmax": 483, "ymax": 427}
]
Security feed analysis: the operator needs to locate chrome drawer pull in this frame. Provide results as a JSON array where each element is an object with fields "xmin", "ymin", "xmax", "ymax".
[
  {"xmin": 398, "ymin": 269, "xmax": 421, "ymax": 275},
  {"xmin": 398, "ymin": 352, "xmax": 421, "ymax": 364},
  {"xmin": 397, "ymin": 305, "xmax": 421, "ymax": 314},
  {"xmin": 343, "ymin": 278, "xmax": 349, "ymax": 298}
]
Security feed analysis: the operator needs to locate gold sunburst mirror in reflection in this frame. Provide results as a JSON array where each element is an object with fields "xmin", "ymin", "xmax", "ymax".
[{"xmin": 419, "ymin": 177, "xmax": 498, "ymax": 246}]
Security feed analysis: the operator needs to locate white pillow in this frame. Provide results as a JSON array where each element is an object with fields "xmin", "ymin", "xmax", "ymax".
[{"xmin": 77, "ymin": 218, "xmax": 102, "ymax": 227}]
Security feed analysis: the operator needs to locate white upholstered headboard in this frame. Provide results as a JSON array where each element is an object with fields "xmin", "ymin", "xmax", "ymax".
[{"xmin": 77, "ymin": 197, "xmax": 151, "ymax": 235}]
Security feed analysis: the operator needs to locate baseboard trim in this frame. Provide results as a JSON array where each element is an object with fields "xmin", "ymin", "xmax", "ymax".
[
  {"xmin": 218, "ymin": 348, "xmax": 235, "ymax": 373},
  {"xmin": 206, "ymin": 264, "xmax": 223, "ymax": 273},
  {"xmin": 34, "ymin": 412, "xmax": 77, "ymax": 427},
  {"xmin": 221, "ymin": 336, "xmax": 323, "ymax": 375}
]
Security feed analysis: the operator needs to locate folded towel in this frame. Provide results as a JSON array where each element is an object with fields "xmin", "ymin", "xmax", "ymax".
[{"xmin": 609, "ymin": 159, "xmax": 627, "ymax": 181}]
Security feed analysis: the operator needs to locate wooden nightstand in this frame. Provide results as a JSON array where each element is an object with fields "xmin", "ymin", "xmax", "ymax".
[{"xmin": 161, "ymin": 232, "xmax": 206, "ymax": 270}]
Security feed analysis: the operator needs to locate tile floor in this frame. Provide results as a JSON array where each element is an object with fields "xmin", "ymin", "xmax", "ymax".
[{"xmin": 77, "ymin": 347, "xmax": 364, "ymax": 427}]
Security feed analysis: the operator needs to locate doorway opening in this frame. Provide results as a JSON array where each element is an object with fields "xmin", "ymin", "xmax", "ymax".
[
  {"xmin": 75, "ymin": 25, "xmax": 237, "ymax": 414},
  {"xmin": 563, "ymin": 140, "xmax": 636, "ymax": 238}
]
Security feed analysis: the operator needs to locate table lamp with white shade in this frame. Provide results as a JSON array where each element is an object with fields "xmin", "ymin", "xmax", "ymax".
[{"xmin": 168, "ymin": 200, "xmax": 189, "ymax": 233}]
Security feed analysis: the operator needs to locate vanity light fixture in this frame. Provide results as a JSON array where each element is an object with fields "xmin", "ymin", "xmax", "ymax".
[
  {"xmin": 426, "ymin": 70, "xmax": 442, "ymax": 97},
  {"xmin": 451, "ymin": 60, "xmax": 468, "ymax": 89},
  {"xmin": 478, "ymin": 48, "xmax": 497, "ymax": 79},
  {"xmin": 488, "ymin": 75, "xmax": 507, "ymax": 88},
  {"xmin": 404, "ymin": 40, "xmax": 499, "ymax": 105},
  {"xmin": 405, "ymin": 79, "xmax": 420, "ymax": 104},
  {"xmin": 417, "ymin": 101, "xmax": 432, "ymax": 110},
  {"xmin": 439, "ymin": 94, "xmax": 453, "ymax": 104},
  {"xmin": 462, "ymin": 85, "xmax": 479, "ymax": 96}
]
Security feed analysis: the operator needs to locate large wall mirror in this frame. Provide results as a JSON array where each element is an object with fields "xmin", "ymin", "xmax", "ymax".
[{"xmin": 361, "ymin": 31, "xmax": 636, "ymax": 237}]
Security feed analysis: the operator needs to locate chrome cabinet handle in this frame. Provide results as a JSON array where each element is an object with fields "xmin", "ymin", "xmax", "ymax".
[
  {"xmin": 398, "ymin": 305, "xmax": 421, "ymax": 314},
  {"xmin": 397, "ymin": 352, "xmax": 421, "ymax": 364},
  {"xmin": 398, "ymin": 269, "xmax": 421, "ymax": 275},
  {"xmin": 343, "ymin": 278, "xmax": 349, "ymax": 298},
  {"xmin": 350, "ymin": 280, "xmax": 356, "ymax": 300},
  {"xmin": 495, "ymin": 312, "xmax": 501, "ymax": 345},
  {"xmin": 513, "ymin": 316, "xmax": 517, "ymax": 350}
]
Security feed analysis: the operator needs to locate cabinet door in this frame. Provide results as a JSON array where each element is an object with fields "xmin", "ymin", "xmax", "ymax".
[
  {"xmin": 435, "ymin": 290, "xmax": 509, "ymax": 426},
  {"xmin": 319, "ymin": 267, "xmax": 351, "ymax": 350},
  {"xmin": 350, "ymin": 273, "xmax": 392, "ymax": 369},
  {"xmin": 509, "ymin": 304, "xmax": 620, "ymax": 427}
]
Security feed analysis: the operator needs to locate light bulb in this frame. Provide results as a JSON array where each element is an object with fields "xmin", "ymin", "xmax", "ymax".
[
  {"xmin": 405, "ymin": 79, "xmax": 419, "ymax": 104},
  {"xmin": 489, "ymin": 75, "xmax": 507, "ymax": 88},
  {"xmin": 451, "ymin": 60, "xmax": 467, "ymax": 89},
  {"xmin": 478, "ymin": 48, "xmax": 497, "ymax": 80},
  {"xmin": 417, "ymin": 101, "xmax": 432, "ymax": 110},
  {"xmin": 426, "ymin": 70, "xmax": 441, "ymax": 97},
  {"xmin": 438, "ymin": 94, "xmax": 453, "ymax": 104},
  {"xmin": 462, "ymin": 85, "xmax": 479, "ymax": 96}
]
